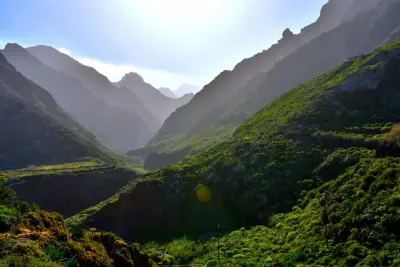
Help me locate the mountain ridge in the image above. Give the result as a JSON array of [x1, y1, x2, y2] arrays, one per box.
[[158, 87, 177, 98], [26, 45, 162, 134], [116, 73, 194, 123], [134, 0, 400, 170], [3, 43, 153, 153], [0, 51, 113, 169]]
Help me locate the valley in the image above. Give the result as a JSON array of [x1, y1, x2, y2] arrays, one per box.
[[1, 0, 400, 266]]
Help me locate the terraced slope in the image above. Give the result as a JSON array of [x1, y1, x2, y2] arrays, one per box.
[[4, 164, 139, 217]]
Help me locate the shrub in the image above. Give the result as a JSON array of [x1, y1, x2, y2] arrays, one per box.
[[0, 205, 19, 233]]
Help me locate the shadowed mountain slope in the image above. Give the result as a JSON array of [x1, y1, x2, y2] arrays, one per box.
[[0, 52, 113, 170], [2, 43, 152, 152], [26, 45, 161, 134]]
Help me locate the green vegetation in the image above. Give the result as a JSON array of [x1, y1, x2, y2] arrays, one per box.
[[1, 160, 109, 180], [3, 28, 400, 267], [66, 179, 140, 225], [0, 178, 154, 266], [150, 156, 400, 266], [67, 41, 400, 267]]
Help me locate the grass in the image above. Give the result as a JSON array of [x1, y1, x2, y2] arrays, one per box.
[[65, 178, 141, 225], [1, 160, 110, 180]]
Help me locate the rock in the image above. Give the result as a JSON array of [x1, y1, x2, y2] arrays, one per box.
[[282, 28, 294, 39]]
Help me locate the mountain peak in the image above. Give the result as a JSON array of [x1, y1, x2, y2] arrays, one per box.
[[4, 43, 25, 52], [122, 72, 144, 82], [174, 83, 201, 97], [158, 87, 177, 98]]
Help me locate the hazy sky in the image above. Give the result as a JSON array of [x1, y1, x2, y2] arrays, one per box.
[[0, 0, 327, 89]]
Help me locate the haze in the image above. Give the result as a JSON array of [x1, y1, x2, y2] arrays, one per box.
[[1, 0, 326, 89]]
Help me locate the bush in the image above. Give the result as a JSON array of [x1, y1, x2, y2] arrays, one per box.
[[0, 205, 19, 233], [68, 223, 85, 240], [0, 256, 60, 267]]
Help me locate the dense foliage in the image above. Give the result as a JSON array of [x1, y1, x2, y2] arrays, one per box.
[[0, 175, 154, 266]]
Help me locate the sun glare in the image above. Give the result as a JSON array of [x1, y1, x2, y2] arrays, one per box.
[[127, 0, 242, 38], [136, 0, 225, 25]]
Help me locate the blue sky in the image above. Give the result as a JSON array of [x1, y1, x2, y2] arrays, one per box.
[[0, 0, 327, 89]]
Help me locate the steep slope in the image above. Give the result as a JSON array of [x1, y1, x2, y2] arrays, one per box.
[[159, 155, 400, 266], [5, 166, 140, 217], [159, 87, 177, 98], [74, 40, 400, 242], [174, 83, 201, 97], [116, 73, 194, 122], [0, 52, 112, 170], [138, 0, 400, 170], [2, 43, 153, 153], [26, 45, 161, 133], [0, 179, 153, 266]]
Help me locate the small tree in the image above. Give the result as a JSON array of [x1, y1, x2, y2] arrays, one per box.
[[0, 174, 16, 205], [319, 191, 336, 249]]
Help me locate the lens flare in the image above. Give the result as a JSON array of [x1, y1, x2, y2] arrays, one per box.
[[195, 184, 211, 203]]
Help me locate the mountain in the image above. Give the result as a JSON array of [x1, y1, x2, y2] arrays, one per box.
[[0, 51, 113, 170], [2, 44, 153, 153], [72, 39, 400, 247], [135, 0, 400, 170], [158, 87, 177, 98], [26, 45, 161, 133], [116, 72, 194, 122], [174, 83, 201, 97]]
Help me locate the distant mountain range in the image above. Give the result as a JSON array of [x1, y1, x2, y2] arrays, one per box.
[[158, 87, 177, 98], [0, 44, 195, 153], [173, 83, 201, 97], [2, 44, 154, 153], [116, 72, 193, 123]]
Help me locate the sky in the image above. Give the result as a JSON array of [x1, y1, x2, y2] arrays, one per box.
[[0, 0, 328, 89]]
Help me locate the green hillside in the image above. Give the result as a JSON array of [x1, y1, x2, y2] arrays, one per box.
[[146, 154, 400, 266], [135, 0, 400, 171], [76, 40, 400, 247]]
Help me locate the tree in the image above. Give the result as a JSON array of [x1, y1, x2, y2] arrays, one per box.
[[0, 174, 15, 205], [319, 191, 336, 249]]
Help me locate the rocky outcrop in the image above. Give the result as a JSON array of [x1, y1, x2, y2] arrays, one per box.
[[282, 28, 294, 39]]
